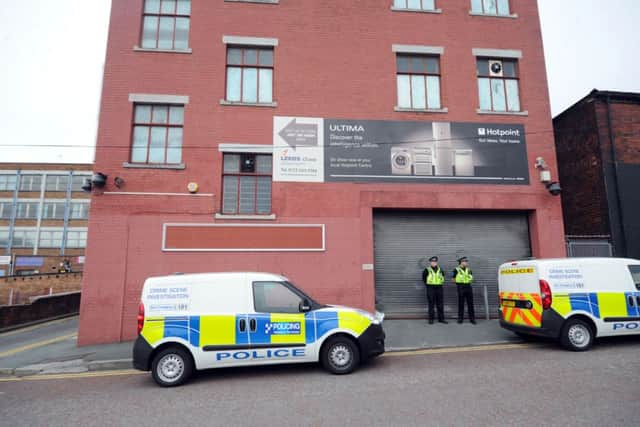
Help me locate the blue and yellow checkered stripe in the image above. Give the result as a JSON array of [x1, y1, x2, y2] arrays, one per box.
[[552, 292, 640, 319], [141, 310, 372, 348]]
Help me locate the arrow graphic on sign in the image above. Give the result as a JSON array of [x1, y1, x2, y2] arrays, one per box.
[[278, 119, 319, 148]]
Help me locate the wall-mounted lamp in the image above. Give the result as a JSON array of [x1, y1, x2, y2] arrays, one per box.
[[82, 173, 108, 193]]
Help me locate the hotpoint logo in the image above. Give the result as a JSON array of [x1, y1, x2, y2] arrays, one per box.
[[265, 322, 301, 335], [478, 127, 521, 137]]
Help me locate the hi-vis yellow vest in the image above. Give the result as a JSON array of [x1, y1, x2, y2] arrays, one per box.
[[426, 267, 445, 285], [455, 267, 473, 284]]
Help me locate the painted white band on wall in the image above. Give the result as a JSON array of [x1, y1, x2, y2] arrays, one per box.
[[472, 48, 523, 59]]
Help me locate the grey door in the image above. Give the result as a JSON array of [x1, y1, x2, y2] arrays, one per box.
[[373, 210, 531, 318]]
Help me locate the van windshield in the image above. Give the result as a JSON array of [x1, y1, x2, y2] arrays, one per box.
[[629, 265, 640, 290], [284, 281, 321, 306]]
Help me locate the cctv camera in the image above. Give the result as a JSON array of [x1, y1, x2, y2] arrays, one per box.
[[91, 173, 108, 188], [546, 182, 562, 196]]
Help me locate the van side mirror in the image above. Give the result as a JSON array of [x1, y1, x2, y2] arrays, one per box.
[[299, 298, 311, 313]]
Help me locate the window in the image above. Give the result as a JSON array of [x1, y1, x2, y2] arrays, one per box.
[[629, 266, 640, 291], [477, 58, 520, 112], [69, 201, 90, 220], [393, 0, 436, 11], [141, 0, 191, 50], [11, 228, 36, 248], [0, 175, 17, 192], [19, 175, 43, 192], [15, 201, 40, 219], [0, 201, 13, 219], [222, 153, 272, 215], [66, 229, 88, 248], [253, 282, 302, 313], [71, 175, 91, 192], [0, 229, 8, 247], [471, 0, 510, 16], [226, 47, 274, 104], [396, 55, 441, 110], [42, 201, 67, 220], [131, 104, 184, 164], [39, 229, 64, 248], [45, 175, 69, 192]]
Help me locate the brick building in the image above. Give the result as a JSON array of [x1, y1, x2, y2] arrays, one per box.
[[79, 0, 565, 345], [0, 163, 92, 278], [554, 90, 640, 259]]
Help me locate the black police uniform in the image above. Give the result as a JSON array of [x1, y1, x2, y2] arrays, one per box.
[[422, 257, 447, 324], [452, 258, 476, 324]]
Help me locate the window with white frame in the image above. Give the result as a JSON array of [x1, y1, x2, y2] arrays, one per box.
[[471, 0, 510, 16], [11, 228, 37, 248], [41, 201, 67, 220], [226, 47, 274, 104], [393, 0, 436, 11], [141, 0, 191, 50], [39, 229, 64, 248], [19, 175, 43, 192], [0, 175, 17, 192], [396, 54, 441, 110], [0, 200, 14, 219], [222, 153, 272, 215], [66, 229, 88, 248], [45, 175, 69, 192], [71, 175, 91, 192], [15, 200, 40, 219], [0, 228, 8, 247], [69, 201, 90, 220], [477, 58, 520, 112]]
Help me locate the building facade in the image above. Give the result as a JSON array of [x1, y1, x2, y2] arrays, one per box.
[[79, 0, 565, 345], [554, 90, 640, 259], [0, 163, 91, 277]]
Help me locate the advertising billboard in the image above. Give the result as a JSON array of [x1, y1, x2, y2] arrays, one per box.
[[274, 117, 529, 185]]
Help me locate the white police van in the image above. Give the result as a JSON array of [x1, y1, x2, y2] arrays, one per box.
[[499, 258, 640, 351], [133, 272, 385, 386]]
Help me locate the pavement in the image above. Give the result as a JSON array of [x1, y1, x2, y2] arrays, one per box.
[[1, 339, 639, 426], [0, 317, 521, 376]]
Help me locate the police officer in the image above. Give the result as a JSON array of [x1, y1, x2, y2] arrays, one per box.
[[452, 257, 476, 324], [422, 256, 448, 324]]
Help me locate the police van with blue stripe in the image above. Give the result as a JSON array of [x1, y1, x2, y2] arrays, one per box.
[[498, 258, 640, 351], [133, 272, 385, 386]]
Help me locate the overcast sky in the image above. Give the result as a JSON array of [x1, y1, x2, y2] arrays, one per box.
[[0, 0, 639, 164]]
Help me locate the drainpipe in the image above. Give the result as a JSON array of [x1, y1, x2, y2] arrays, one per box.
[[605, 95, 627, 256]]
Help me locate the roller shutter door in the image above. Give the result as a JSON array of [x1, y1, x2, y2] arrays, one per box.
[[373, 210, 531, 318]]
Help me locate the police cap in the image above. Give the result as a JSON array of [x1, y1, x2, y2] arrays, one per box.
[[429, 256, 438, 262], [457, 256, 469, 263]]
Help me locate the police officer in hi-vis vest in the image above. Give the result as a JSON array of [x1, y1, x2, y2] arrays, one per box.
[[422, 256, 448, 324], [452, 257, 476, 324]]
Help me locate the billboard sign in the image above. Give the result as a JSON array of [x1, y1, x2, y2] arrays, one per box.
[[15, 256, 44, 267], [274, 117, 529, 185]]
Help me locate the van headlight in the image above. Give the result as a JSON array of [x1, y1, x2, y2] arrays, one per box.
[[356, 309, 385, 325]]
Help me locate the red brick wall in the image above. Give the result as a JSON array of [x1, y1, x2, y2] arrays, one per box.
[[79, 0, 565, 345], [0, 273, 83, 306]]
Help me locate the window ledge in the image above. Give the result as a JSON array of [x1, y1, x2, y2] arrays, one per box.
[[122, 162, 186, 170], [133, 46, 193, 54], [395, 107, 448, 114], [220, 100, 278, 108], [468, 11, 518, 19], [224, 0, 279, 3], [215, 213, 276, 220], [476, 109, 528, 116], [390, 7, 442, 14]]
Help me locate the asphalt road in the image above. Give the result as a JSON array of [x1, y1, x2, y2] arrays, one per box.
[[1, 338, 639, 427]]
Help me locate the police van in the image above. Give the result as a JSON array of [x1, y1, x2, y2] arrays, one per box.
[[133, 272, 385, 386], [498, 258, 640, 351]]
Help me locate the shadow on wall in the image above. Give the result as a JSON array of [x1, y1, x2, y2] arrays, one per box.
[[0, 292, 80, 329]]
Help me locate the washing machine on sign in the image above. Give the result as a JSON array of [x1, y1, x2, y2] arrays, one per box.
[[391, 147, 412, 175]]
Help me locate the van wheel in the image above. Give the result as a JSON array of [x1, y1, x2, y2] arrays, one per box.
[[321, 336, 360, 375], [560, 319, 594, 352], [151, 346, 193, 387]]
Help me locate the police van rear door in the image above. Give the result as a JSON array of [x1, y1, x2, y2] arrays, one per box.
[[499, 262, 543, 328]]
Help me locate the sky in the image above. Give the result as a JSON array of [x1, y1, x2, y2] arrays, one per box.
[[0, 0, 639, 164]]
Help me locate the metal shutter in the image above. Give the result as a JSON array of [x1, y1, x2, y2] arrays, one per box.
[[373, 210, 531, 319]]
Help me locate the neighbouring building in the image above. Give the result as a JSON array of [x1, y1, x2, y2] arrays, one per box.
[[79, 0, 565, 345], [0, 163, 91, 300], [554, 90, 640, 259]]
